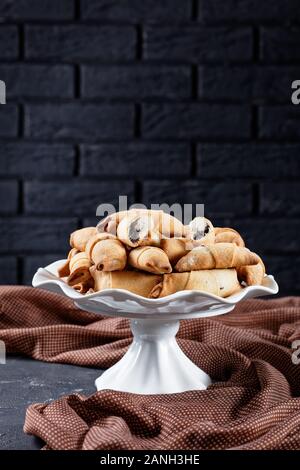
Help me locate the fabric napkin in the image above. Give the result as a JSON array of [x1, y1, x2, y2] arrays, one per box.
[[1, 286, 300, 449]]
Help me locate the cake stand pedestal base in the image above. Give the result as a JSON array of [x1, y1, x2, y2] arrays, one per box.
[[95, 318, 211, 394]]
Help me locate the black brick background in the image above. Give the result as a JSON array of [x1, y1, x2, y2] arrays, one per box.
[[0, 0, 299, 295]]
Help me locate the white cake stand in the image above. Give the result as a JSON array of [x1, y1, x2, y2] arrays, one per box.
[[33, 260, 278, 395]]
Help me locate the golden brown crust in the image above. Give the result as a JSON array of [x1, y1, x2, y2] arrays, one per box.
[[90, 267, 161, 297], [85, 233, 127, 271], [150, 269, 241, 298], [67, 252, 92, 286], [237, 256, 265, 286], [62, 213, 265, 297], [57, 248, 79, 277], [160, 238, 190, 265], [215, 227, 245, 247], [99, 209, 185, 242], [72, 277, 94, 294], [97, 209, 150, 234], [175, 243, 260, 271], [128, 246, 172, 274], [92, 239, 127, 272], [70, 227, 97, 252]]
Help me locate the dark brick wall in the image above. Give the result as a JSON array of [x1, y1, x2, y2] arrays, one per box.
[[0, 0, 299, 295]]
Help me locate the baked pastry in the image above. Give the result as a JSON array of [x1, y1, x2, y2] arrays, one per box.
[[99, 209, 185, 242], [70, 227, 97, 252], [67, 252, 92, 286], [85, 233, 127, 271], [175, 243, 260, 271], [160, 238, 189, 265], [58, 211, 266, 298], [150, 269, 241, 299], [97, 209, 149, 235], [117, 212, 160, 247], [186, 217, 215, 245], [128, 246, 172, 274], [72, 278, 94, 294], [58, 247, 78, 277], [90, 266, 161, 297], [215, 227, 245, 247], [237, 256, 265, 286]]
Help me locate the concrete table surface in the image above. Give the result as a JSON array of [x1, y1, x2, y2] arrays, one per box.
[[0, 355, 102, 450]]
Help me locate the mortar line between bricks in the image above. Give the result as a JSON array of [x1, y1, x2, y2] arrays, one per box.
[[14, 96, 263, 105], [0, 215, 78, 221], [21, 175, 138, 183], [191, 0, 198, 21], [10, 98, 260, 105], [191, 64, 198, 99], [5, 19, 300, 26], [18, 24, 24, 60], [0, 137, 255, 144], [18, 104, 24, 138], [136, 24, 143, 61], [74, 64, 80, 98], [3, 58, 257, 67], [253, 26, 260, 62], [4, 58, 300, 67], [134, 103, 142, 138], [74, 0, 81, 20], [251, 106, 258, 140], [252, 183, 260, 216], [3, 136, 300, 146], [190, 143, 197, 177], [73, 145, 80, 176], [10, 176, 298, 183], [17, 180, 24, 214]]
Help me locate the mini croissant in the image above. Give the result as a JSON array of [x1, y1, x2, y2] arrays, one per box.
[[186, 217, 215, 245], [215, 227, 245, 247], [237, 256, 265, 286], [160, 238, 190, 265], [85, 233, 127, 271], [58, 247, 79, 277], [100, 209, 185, 243], [117, 212, 159, 248], [175, 243, 260, 271], [67, 252, 93, 286], [161, 216, 215, 265], [150, 269, 241, 299], [70, 227, 97, 252], [97, 209, 149, 235], [128, 246, 172, 274], [90, 267, 161, 298]]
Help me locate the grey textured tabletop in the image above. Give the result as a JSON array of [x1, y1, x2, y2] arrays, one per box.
[[0, 355, 102, 450]]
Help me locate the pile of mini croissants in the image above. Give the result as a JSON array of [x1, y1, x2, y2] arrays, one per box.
[[58, 209, 265, 298]]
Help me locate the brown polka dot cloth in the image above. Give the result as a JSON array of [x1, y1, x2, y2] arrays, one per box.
[[1, 286, 300, 450]]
